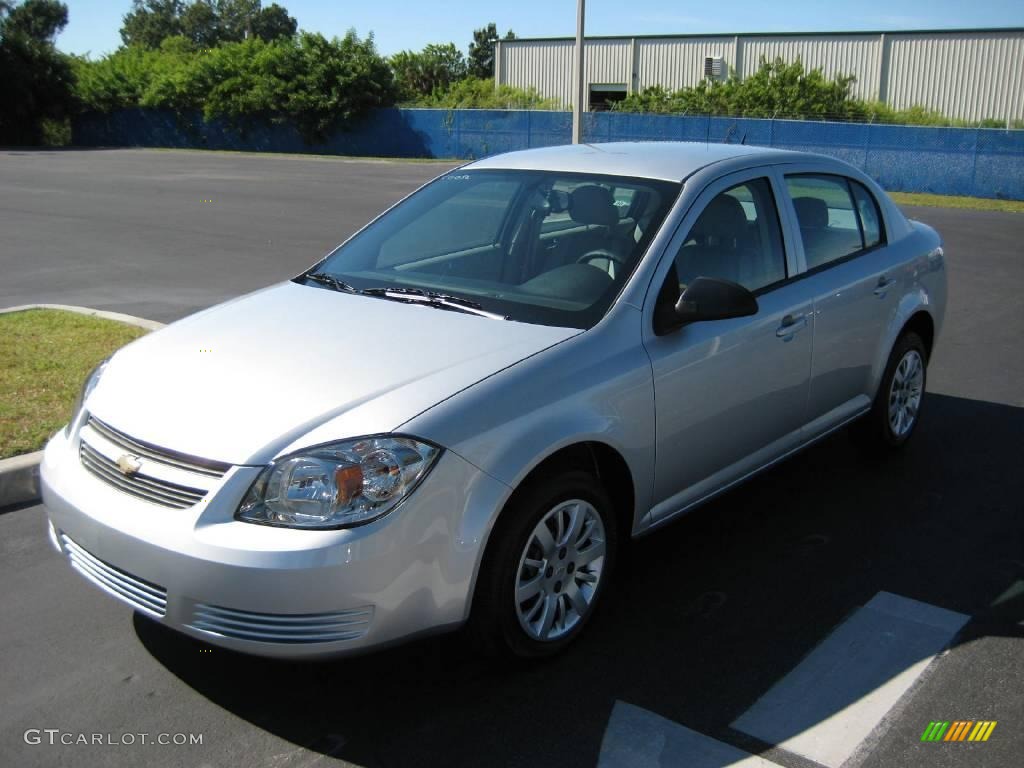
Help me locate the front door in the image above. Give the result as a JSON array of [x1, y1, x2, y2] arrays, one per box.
[[643, 171, 813, 522]]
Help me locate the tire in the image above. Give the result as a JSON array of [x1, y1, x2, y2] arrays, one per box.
[[851, 331, 928, 450], [470, 470, 618, 658]]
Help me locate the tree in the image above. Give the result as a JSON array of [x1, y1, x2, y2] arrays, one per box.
[[0, 0, 74, 144], [391, 43, 466, 101], [282, 31, 396, 140], [120, 0, 296, 50], [180, 0, 218, 48], [250, 2, 295, 41], [4, 0, 66, 37], [467, 22, 514, 79], [212, 0, 257, 41], [120, 0, 184, 48]]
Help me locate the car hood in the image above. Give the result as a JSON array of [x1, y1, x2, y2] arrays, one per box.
[[86, 281, 577, 465]]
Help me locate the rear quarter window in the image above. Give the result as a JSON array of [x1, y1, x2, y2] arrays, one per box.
[[850, 181, 884, 248]]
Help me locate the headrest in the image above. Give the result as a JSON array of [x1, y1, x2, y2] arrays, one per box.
[[793, 196, 828, 229], [692, 194, 748, 244], [569, 185, 619, 226]]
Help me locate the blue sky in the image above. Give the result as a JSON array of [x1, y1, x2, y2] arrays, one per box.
[[56, 0, 1024, 59]]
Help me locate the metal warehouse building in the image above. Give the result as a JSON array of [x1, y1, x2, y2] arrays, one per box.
[[495, 28, 1024, 122]]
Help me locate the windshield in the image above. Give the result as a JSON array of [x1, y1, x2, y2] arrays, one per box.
[[303, 169, 680, 329]]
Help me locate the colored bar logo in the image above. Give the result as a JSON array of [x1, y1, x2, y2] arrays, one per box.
[[921, 721, 997, 742]]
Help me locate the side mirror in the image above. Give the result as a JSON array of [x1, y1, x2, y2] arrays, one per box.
[[655, 276, 758, 335]]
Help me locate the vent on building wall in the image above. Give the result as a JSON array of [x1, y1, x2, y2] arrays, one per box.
[[703, 56, 726, 81]]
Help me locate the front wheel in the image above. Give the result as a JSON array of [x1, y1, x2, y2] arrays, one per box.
[[852, 331, 927, 449], [470, 471, 617, 658]]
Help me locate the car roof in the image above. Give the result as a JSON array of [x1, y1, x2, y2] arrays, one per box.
[[463, 141, 806, 183]]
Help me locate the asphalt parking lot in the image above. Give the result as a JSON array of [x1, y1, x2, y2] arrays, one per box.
[[1, 149, 1022, 768]]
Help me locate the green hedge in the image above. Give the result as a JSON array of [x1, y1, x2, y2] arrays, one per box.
[[73, 31, 396, 142], [613, 57, 1019, 127]]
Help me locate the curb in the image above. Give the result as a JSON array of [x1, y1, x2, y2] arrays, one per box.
[[0, 304, 166, 331], [0, 451, 44, 509], [0, 305, 165, 509]]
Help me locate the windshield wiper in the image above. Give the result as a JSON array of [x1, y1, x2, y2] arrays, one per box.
[[303, 272, 362, 294], [363, 287, 508, 320], [363, 286, 482, 307]]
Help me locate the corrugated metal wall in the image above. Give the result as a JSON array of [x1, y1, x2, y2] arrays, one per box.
[[885, 32, 1024, 121], [498, 40, 575, 106], [636, 37, 736, 91], [496, 38, 633, 107], [586, 39, 632, 85], [497, 30, 1024, 122]]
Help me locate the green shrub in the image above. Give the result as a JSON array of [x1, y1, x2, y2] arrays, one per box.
[[73, 30, 396, 142], [613, 57, 1017, 128], [407, 76, 559, 110], [615, 58, 868, 121], [391, 43, 467, 102]]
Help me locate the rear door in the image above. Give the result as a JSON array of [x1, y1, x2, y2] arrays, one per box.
[[643, 167, 814, 522], [780, 173, 898, 437]]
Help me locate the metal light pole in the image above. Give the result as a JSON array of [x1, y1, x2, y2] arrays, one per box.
[[572, 0, 586, 144]]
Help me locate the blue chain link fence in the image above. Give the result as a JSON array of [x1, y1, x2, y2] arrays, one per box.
[[73, 108, 1024, 200]]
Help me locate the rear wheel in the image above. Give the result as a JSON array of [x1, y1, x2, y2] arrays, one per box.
[[852, 332, 927, 450], [471, 470, 617, 658]]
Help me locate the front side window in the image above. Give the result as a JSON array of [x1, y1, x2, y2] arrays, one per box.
[[673, 178, 787, 294], [308, 170, 680, 329], [786, 174, 884, 269]]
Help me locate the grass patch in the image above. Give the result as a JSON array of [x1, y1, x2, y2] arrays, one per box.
[[0, 310, 148, 459], [889, 191, 1024, 213]]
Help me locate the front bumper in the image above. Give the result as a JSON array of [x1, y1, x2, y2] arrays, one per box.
[[40, 428, 509, 659]]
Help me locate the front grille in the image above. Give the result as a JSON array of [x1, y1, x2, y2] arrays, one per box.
[[79, 440, 207, 509], [61, 533, 167, 618], [188, 603, 374, 644], [78, 416, 230, 509], [87, 416, 230, 478]]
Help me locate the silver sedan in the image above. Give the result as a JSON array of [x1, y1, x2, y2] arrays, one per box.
[[41, 142, 945, 658]]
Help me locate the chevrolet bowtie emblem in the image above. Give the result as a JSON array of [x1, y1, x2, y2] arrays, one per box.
[[116, 454, 143, 476]]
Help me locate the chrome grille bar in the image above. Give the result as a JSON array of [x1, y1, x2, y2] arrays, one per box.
[[87, 416, 230, 478], [80, 441, 206, 509], [189, 603, 373, 644], [61, 534, 167, 618]]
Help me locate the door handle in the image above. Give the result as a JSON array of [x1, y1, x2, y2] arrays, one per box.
[[776, 314, 808, 338], [873, 276, 896, 296]]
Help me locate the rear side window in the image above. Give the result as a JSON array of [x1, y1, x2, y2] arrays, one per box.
[[785, 174, 887, 270], [850, 181, 884, 248]]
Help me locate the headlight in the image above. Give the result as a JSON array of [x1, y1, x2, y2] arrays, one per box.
[[65, 359, 108, 437], [236, 437, 441, 529]]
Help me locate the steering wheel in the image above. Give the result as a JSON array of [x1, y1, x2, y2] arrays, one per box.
[[576, 249, 627, 278]]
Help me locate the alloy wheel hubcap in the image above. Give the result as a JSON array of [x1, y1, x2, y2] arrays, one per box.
[[888, 349, 924, 437], [515, 499, 606, 641]]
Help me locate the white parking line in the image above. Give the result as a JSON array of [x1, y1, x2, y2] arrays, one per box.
[[730, 591, 969, 768], [599, 701, 785, 768]]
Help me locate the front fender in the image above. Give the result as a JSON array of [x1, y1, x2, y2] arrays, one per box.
[[401, 303, 656, 536]]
